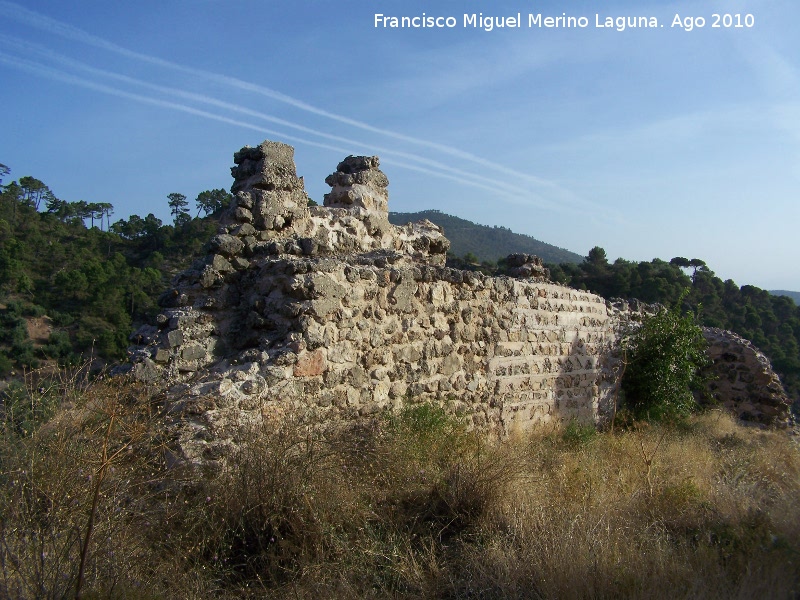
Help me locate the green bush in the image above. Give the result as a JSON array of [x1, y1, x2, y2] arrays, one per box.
[[0, 352, 12, 376], [0, 381, 58, 438], [622, 302, 710, 421], [40, 330, 80, 365], [9, 340, 38, 369], [384, 401, 469, 466], [561, 419, 597, 448]]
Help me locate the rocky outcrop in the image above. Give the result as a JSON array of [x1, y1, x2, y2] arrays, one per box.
[[702, 328, 792, 427]]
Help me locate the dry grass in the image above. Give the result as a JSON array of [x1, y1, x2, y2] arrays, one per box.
[[1, 376, 798, 599]]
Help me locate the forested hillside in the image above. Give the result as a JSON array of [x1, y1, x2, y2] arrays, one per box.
[[0, 168, 228, 373], [388, 210, 583, 265], [1, 168, 798, 412], [771, 290, 800, 305]]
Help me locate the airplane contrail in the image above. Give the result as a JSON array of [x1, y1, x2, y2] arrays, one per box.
[[0, 52, 351, 156], [0, 51, 579, 212], [0, 36, 575, 210], [0, 0, 579, 195]]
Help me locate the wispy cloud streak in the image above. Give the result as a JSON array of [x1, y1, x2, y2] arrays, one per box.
[[0, 1, 576, 194], [2, 49, 587, 212], [0, 52, 351, 155], [0, 35, 579, 211]]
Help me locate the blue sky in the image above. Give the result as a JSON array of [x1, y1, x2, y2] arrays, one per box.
[[1, 0, 798, 290]]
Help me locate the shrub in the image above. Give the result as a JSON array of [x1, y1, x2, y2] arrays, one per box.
[[0, 351, 12, 376], [0, 380, 59, 438], [622, 302, 710, 421], [561, 418, 597, 448]]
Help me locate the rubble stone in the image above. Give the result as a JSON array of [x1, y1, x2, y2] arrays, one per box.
[[125, 139, 792, 467]]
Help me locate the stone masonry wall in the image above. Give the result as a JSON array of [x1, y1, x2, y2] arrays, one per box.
[[126, 140, 791, 466], [127, 140, 622, 465], [702, 328, 791, 427]]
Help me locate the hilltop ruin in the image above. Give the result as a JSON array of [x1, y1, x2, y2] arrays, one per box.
[[126, 140, 791, 466]]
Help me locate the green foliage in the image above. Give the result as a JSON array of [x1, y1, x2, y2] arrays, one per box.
[[0, 304, 39, 370], [167, 192, 189, 226], [561, 419, 598, 447], [549, 249, 800, 409], [770, 289, 800, 305], [195, 188, 232, 216], [0, 174, 223, 370], [622, 301, 710, 421], [0, 353, 12, 376], [40, 330, 80, 365], [388, 401, 461, 437], [0, 381, 60, 438], [384, 401, 468, 465]]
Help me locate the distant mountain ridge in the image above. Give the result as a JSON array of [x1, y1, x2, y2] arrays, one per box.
[[388, 210, 583, 265], [770, 290, 800, 305]]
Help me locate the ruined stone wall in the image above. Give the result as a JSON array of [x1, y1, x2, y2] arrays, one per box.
[[127, 141, 624, 464], [126, 139, 791, 466], [702, 328, 791, 427], [133, 259, 619, 463], [222, 261, 611, 428]]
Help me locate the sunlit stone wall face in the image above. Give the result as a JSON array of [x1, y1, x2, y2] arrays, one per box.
[[126, 140, 789, 468]]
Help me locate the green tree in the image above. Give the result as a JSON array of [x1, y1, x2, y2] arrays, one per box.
[[582, 246, 612, 297], [0, 163, 9, 185], [670, 256, 691, 269], [111, 215, 146, 239], [195, 189, 231, 217], [97, 202, 114, 231], [18, 176, 49, 210], [86, 202, 102, 229], [688, 258, 708, 282], [73, 200, 91, 225], [586, 246, 608, 267], [167, 192, 189, 226]]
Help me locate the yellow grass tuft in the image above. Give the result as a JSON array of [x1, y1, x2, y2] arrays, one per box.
[[1, 376, 798, 598]]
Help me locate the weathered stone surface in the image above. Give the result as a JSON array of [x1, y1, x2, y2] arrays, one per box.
[[702, 328, 791, 427], [293, 348, 327, 377], [181, 344, 207, 361], [125, 139, 793, 469], [506, 253, 550, 279], [166, 329, 184, 347], [210, 234, 245, 257], [231, 140, 304, 193], [323, 155, 389, 213]]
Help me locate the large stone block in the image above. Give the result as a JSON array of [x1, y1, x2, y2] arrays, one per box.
[[231, 140, 304, 193]]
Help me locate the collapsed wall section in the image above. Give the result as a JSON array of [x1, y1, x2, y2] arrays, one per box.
[[702, 328, 791, 427]]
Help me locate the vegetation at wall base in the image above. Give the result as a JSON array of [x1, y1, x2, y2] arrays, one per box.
[[621, 298, 711, 422], [1, 375, 798, 599]]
